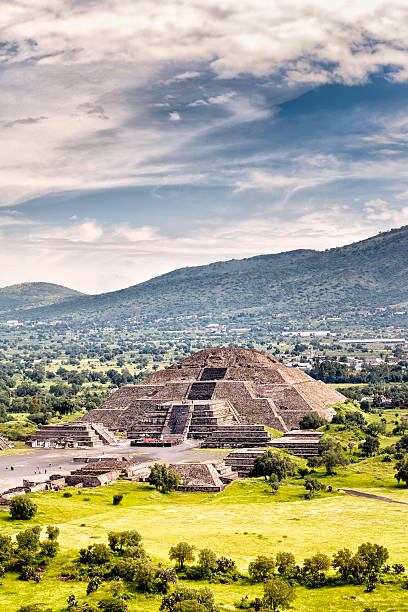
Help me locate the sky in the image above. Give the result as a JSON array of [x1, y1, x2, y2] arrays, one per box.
[[3, 0, 408, 293]]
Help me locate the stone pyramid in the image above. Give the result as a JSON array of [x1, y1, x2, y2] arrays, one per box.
[[81, 348, 344, 433]]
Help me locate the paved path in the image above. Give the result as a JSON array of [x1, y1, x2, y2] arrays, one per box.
[[340, 488, 408, 505], [0, 441, 226, 493]]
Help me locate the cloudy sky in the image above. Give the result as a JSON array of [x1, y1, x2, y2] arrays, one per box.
[[3, 0, 408, 293]]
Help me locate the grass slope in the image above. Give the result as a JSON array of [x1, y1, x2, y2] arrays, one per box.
[[1, 475, 408, 611]]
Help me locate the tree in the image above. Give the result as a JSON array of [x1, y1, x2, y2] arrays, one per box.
[[366, 571, 379, 592], [301, 552, 330, 587], [39, 539, 59, 558], [267, 473, 280, 494], [108, 530, 142, 552], [263, 577, 296, 612], [0, 534, 13, 565], [396, 434, 408, 453], [321, 448, 349, 475], [275, 552, 296, 578], [248, 555, 275, 582], [169, 542, 195, 570], [149, 464, 180, 493], [160, 585, 216, 611], [46, 525, 60, 541], [197, 549, 218, 578], [79, 543, 112, 565], [299, 413, 325, 429], [357, 543, 389, 573], [250, 450, 296, 482], [132, 558, 158, 593], [16, 526, 41, 551], [359, 435, 380, 457], [304, 476, 326, 499], [332, 548, 354, 581], [87, 576, 102, 595], [395, 457, 408, 486], [10, 495, 37, 520]]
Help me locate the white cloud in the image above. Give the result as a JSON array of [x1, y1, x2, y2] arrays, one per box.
[[2, 1, 408, 206], [1, 200, 403, 293]]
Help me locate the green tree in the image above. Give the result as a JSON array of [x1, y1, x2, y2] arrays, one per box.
[[359, 435, 380, 456], [248, 555, 275, 582], [160, 585, 216, 611], [395, 457, 408, 486], [263, 577, 296, 611], [46, 525, 60, 541], [169, 542, 195, 570], [304, 476, 326, 499], [302, 552, 330, 587], [16, 526, 41, 551], [275, 552, 296, 578], [10, 495, 37, 520], [79, 543, 112, 565], [321, 448, 349, 475], [250, 450, 296, 482], [357, 543, 389, 573], [197, 548, 218, 578], [148, 464, 180, 493], [108, 530, 142, 552]]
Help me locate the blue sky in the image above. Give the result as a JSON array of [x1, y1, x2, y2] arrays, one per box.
[[3, 0, 408, 292]]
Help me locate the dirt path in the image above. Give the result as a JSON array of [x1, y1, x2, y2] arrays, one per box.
[[340, 488, 408, 505]]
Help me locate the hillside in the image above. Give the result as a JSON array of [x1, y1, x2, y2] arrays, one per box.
[[0, 282, 84, 314], [5, 226, 408, 324]]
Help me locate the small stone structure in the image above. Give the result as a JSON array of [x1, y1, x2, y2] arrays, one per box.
[[29, 422, 117, 448], [224, 430, 323, 476], [269, 429, 322, 455], [167, 462, 235, 492], [0, 433, 13, 450]]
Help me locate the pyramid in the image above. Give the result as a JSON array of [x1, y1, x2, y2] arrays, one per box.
[[81, 348, 344, 433]]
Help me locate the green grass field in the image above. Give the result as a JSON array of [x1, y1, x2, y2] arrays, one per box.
[[1, 476, 408, 611]]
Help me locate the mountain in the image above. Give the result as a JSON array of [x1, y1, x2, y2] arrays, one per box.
[[4, 226, 408, 324], [0, 282, 84, 315]]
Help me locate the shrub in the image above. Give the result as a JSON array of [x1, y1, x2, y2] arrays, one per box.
[[299, 413, 325, 429], [113, 494, 123, 505], [98, 597, 128, 612], [63, 491, 72, 498], [10, 495, 37, 520]]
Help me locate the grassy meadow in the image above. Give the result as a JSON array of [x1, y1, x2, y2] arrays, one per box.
[[1, 473, 408, 612]]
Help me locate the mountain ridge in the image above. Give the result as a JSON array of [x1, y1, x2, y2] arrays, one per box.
[[4, 225, 408, 323], [0, 282, 84, 314]]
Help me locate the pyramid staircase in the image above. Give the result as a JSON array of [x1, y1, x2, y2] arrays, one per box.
[[187, 402, 238, 439], [202, 424, 272, 448]]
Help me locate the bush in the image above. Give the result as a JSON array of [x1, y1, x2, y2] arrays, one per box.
[[299, 413, 325, 429], [10, 495, 37, 520], [98, 597, 128, 612], [63, 491, 73, 498], [113, 494, 123, 505]]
